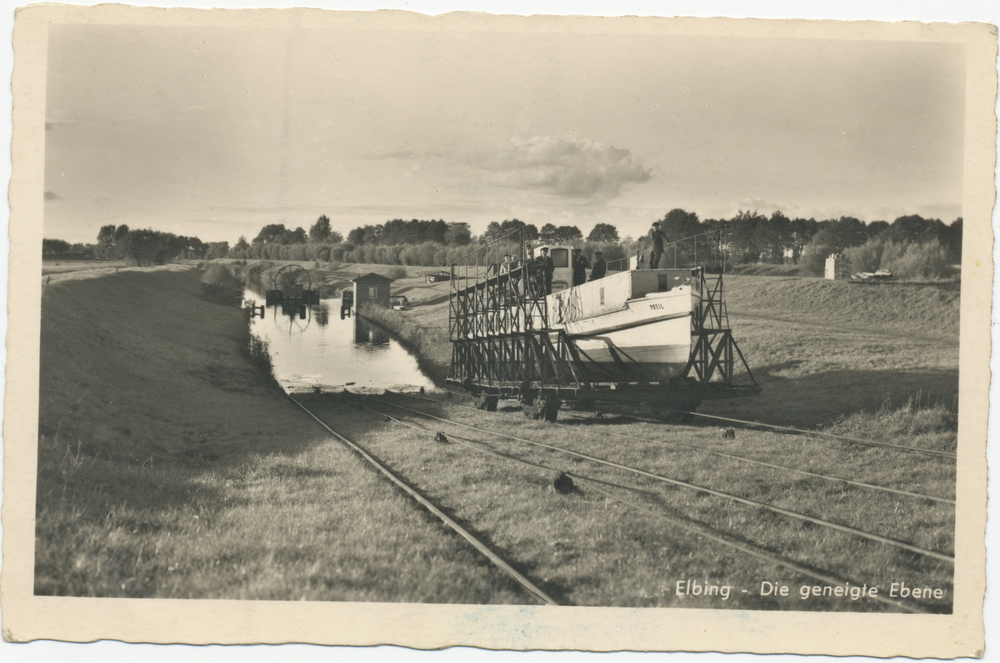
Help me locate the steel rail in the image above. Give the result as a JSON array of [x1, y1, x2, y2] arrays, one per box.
[[365, 404, 657, 497], [365, 401, 930, 614], [686, 412, 957, 460], [579, 481, 928, 614], [549, 421, 956, 505], [401, 391, 955, 503], [286, 394, 559, 606], [369, 396, 955, 564], [424, 389, 956, 460]]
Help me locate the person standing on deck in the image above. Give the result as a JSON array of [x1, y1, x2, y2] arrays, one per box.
[[589, 251, 607, 281], [540, 247, 554, 295], [648, 221, 665, 270], [500, 254, 511, 274], [572, 248, 589, 287]]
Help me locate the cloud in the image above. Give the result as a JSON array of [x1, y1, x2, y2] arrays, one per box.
[[481, 137, 652, 201]]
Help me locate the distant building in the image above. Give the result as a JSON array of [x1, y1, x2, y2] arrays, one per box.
[[825, 254, 851, 281], [425, 271, 451, 283], [352, 273, 394, 310]]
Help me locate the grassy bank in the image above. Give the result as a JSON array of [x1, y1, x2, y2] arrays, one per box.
[[35, 266, 525, 601], [34, 262, 956, 609], [296, 390, 955, 611]]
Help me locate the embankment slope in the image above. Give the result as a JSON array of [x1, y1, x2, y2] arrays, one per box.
[[34, 267, 526, 601]]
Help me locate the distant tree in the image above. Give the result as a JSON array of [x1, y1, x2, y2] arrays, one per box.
[[235, 235, 250, 251], [788, 218, 818, 263], [797, 218, 870, 275], [481, 221, 504, 243], [829, 216, 870, 249], [205, 241, 230, 260], [660, 209, 701, 244], [97, 224, 117, 244], [539, 223, 559, 243], [117, 228, 180, 266], [42, 238, 71, 254], [113, 225, 130, 242], [880, 215, 933, 244], [867, 220, 890, 236], [941, 217, 963, 263], [500, 219, 536, 241], [445, 222, 472, 246], [309, 215, 332, 242], [288, 227, 308, 244], [752, 211, 792, 264], [587, 223, 620, 243], [253, 223, 287, 245], [346, 226, 375, 245], [725, 210, 767, 263], [482, 219, 537, 244], [180, 236, 207, 259], [553, 225, 583, 242]]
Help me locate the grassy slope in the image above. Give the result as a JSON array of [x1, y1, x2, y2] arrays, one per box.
[[298, 391, 955, 611], [37, 262, 956, 609], [703, 276, 960, 427], [35, 266, 525, 601]]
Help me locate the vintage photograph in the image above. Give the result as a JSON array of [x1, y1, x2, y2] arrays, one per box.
[[4, 4, 993, 656]]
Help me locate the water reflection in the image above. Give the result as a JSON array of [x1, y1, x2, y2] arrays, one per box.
[[354, 316, 389, 345], [245, 288, 435, 394], [313, 303, 330, 328]]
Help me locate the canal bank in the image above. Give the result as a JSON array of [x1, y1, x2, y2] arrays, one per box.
[[33, 265, 526, 601]]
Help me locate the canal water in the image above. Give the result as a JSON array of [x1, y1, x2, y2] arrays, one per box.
[[244, 288, 436, 394]]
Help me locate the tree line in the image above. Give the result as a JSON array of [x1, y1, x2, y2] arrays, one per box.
[[648, 209, 962, 276], [44, 209, 962, 279]]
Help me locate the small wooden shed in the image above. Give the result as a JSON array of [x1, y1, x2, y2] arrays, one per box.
[[352, 273, 394, 309]]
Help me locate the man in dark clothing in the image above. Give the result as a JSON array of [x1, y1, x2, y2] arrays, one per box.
[[648, 221, 664, 270], [572, 248, 589, 287], [589, 251, 607, 281], [540, 247, 555, 295]]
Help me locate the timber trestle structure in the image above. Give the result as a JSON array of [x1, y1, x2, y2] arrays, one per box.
[[446, 230, 758, 419]]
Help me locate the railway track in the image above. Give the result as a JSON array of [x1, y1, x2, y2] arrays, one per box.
[[289, 389, 955, 613], [400, 391, 957, 499], [286, 393, 558, 606], [365, 395, 955, 563]]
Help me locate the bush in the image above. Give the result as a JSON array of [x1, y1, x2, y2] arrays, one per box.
[[882, 239, 949, 279], [798, 242, 833, 276], [201, 263, 242, 289], [842, 238, 950, 280], [388, 266, 408, 280], [200, 263, 244, 305], [843, 239, 885, 273]]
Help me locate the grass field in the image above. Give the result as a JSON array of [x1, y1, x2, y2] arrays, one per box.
[[35, 266, 526, 601], [34, 261, 958, 610]]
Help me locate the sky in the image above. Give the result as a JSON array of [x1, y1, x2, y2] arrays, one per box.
[[43, 16, 967, 245]]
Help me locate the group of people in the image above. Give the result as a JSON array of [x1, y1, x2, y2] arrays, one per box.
[[495, 247, 609, 296], [571, 248, 607, 286]]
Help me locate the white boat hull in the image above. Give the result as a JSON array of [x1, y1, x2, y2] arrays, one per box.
[[549, 276, 699, 380]]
